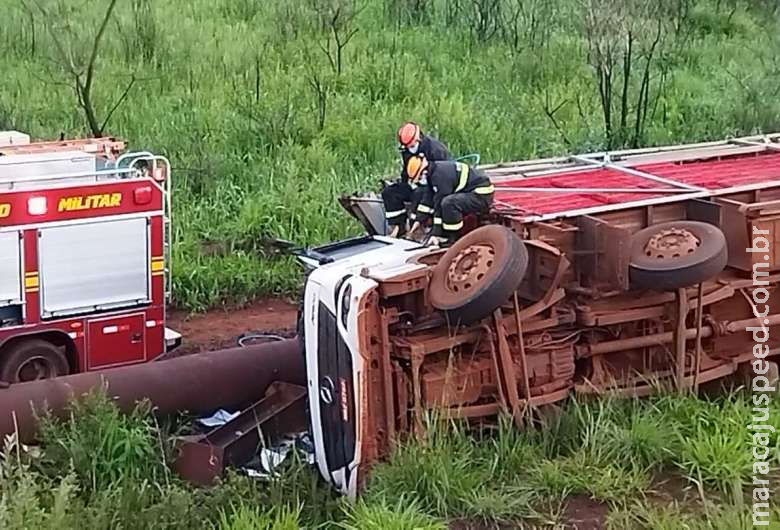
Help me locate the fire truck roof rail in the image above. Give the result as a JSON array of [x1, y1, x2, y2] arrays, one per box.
[[115, 151, 155, 168], [0, 167, 140, 190], [0, 137, 126, 157]]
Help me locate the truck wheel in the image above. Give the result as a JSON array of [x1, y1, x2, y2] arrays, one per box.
[[0, 339, 70, 383], [428, 225, 529, 326], [629, 221, 728, 290]]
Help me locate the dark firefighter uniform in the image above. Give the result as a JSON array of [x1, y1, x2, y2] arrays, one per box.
[[415, 160, 494, 240], [382, 126, 451, 233]]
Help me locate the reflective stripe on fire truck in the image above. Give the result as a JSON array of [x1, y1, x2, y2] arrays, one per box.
[[151, 256, 165, 276], [103, 324, 131, 335], [24, 272, 39, 293]]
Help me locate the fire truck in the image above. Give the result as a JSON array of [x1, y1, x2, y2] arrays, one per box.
[[0, 131, 180, 383]]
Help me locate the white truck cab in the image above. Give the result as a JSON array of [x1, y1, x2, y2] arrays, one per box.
[[298, 234, 431, 497]]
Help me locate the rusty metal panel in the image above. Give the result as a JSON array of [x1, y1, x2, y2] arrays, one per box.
[[718, 199, 752, 271], [717, 196, 780, 272], [686, 199, 721, 227], [751, 216, 780, 271], [173, 382, 307, 486], [575, 215, 631, 290]]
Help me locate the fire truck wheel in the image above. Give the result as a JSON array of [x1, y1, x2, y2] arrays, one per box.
[[0, 339, 70, 383], [629, 221, 728, 291], [429, 225, 528, 325]]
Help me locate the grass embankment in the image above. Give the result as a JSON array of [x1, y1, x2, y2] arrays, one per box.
[[1, 0, 779, 310], [1, 389, 777, 529]]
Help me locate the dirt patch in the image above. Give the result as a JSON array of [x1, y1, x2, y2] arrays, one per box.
[[168, 298, 299, 354], [646, 473, 698, 506], [561, 495, 608, 530]]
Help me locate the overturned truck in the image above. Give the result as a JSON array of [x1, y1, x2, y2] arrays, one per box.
[[300, 134, 780, 496]]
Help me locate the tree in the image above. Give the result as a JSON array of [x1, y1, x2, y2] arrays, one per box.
[[27, 0, 136, 137], [303, 48, 332, 131], [580, 0, 667, 148], [502, 0, 557, 52], [384, 0, 434, 26], [308, 0, 365, 76]]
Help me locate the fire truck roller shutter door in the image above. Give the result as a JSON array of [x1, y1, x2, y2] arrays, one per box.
[[0, 232, 22, 307], [38, 218, 150, 317]]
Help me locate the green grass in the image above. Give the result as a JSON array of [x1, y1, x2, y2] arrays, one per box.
[[1, 388, 777, 528], [1, 0, 779, 310]]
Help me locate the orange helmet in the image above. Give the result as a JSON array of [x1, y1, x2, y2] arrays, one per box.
[[397, 122, 421, 149], [406, 154, 429, 181]]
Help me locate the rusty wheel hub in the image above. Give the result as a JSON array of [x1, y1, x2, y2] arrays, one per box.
[[644, 228, 700, 260], [446, 244, 495, 293]]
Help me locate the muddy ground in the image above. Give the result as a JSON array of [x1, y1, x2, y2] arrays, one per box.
[[167, 297, 299, 354]]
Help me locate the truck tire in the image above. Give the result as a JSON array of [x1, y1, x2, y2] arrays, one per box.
[[428, 225, 529, 326], [629, 221, 728, 291], [0, 339, 70, 383]]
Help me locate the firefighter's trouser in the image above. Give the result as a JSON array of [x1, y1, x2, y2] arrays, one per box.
[[382, 181, 426, 228], [432, 192, 493, 238]]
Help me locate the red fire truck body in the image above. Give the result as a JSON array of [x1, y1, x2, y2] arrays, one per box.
[[0, 132, 179, 382]]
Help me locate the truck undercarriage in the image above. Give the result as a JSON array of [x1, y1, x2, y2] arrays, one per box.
[[305, 134, 780, 496]]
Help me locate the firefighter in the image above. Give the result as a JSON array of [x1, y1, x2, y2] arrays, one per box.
[[406, 154, 494, 246], [382, 122, 451, 237]]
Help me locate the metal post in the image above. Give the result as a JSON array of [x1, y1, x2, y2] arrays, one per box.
[[493, 308, 523, 428], [693, 283, 704, 393], [674, 288, 689, 391], [493, 186, 690, 194], [570, 154, 705, 191], [513, 293, 532, 402]]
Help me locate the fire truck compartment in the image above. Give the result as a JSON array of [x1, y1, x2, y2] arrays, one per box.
[[0, 232, 22, 307], [0, 131, 30, 147], [0, 150, 100, 190], [38, 218, 150, 317], [87, 313, 147, 369]]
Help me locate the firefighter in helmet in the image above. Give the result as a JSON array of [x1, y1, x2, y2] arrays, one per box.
[[406, 154, 494, 246], [382, 122, 452, 237]]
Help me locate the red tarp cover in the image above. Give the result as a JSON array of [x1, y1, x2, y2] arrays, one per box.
[[494, 151, 780, 217]]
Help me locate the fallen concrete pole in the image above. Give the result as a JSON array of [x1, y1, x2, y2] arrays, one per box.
[[0, 339, 304, 443]]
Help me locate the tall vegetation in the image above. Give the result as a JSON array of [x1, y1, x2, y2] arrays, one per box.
[[0, 388, 776, 527], [0, 0, 778, 309]]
